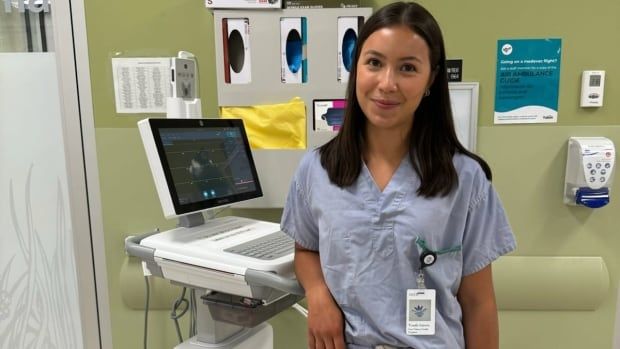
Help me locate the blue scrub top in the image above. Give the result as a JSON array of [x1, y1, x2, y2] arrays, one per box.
[[281, 150, 516, 349]]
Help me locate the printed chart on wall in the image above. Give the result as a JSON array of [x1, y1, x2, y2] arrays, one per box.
[[494, 38, 562, 124], [111, 57, 171, 114]]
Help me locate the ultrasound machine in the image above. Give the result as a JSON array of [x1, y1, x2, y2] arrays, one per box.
[[125, 118, 304, 349]]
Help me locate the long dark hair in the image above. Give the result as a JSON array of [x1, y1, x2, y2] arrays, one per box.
[[319, 1, 491, 197]]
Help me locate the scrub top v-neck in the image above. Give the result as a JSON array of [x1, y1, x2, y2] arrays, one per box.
[[281, 150, 516, 349]]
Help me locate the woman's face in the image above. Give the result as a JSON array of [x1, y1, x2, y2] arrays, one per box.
[[356, 25, 434, 134]]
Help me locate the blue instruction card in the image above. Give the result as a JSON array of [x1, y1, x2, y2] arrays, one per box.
[[494, 38, 562, 124]]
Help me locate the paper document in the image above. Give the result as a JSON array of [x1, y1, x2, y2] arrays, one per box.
[[111, 57, 170, 114]]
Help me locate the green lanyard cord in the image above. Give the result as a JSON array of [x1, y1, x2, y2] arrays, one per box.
[[415, 237, 462, 255]]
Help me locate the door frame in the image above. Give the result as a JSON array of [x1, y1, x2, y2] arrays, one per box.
[[52, 0, 112, 347]]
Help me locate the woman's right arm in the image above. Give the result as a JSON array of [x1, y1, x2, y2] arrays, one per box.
[[294, 243, 346, 349]]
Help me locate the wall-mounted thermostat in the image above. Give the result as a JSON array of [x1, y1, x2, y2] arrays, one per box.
[[580, 70, 605, 107]]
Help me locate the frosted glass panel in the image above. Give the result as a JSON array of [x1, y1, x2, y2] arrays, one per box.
[[0, 53, 83, 348], [0, 3, 53, 52]]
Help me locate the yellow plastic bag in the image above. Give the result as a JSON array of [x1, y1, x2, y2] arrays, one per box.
[[220, 97, 306, 149]]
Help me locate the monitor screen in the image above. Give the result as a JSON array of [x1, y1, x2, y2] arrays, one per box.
[[139, 118, 262, 218]]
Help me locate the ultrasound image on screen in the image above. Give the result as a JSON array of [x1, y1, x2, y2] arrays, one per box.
[[158, 127, 257, 205]]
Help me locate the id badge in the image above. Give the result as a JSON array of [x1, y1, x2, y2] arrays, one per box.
[[406, 289, 436, 335]]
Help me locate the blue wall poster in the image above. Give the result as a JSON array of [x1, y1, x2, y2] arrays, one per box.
[[494, 38, 562, 124]]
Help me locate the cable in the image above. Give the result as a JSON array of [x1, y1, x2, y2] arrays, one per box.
[[292, 303, 308, 318], [171, 287, 190, 343], [189, 289, 197, 338], [144, 276, 150, 349], [192, 290, 198, 336]]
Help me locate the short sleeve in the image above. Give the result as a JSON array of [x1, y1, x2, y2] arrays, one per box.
[[280, 156, 319, 251], [462, 182, 516, 276]]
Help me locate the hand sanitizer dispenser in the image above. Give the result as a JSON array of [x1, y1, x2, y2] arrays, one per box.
[[564, 137, 615, 208]]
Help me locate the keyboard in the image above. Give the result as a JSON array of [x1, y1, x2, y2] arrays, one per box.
[[224, 231, 294, 260]]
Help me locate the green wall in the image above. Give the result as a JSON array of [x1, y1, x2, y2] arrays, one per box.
[[85, 0, 619, 348]]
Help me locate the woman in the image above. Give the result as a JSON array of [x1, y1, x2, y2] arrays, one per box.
[[281, 2, 516, 348]]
